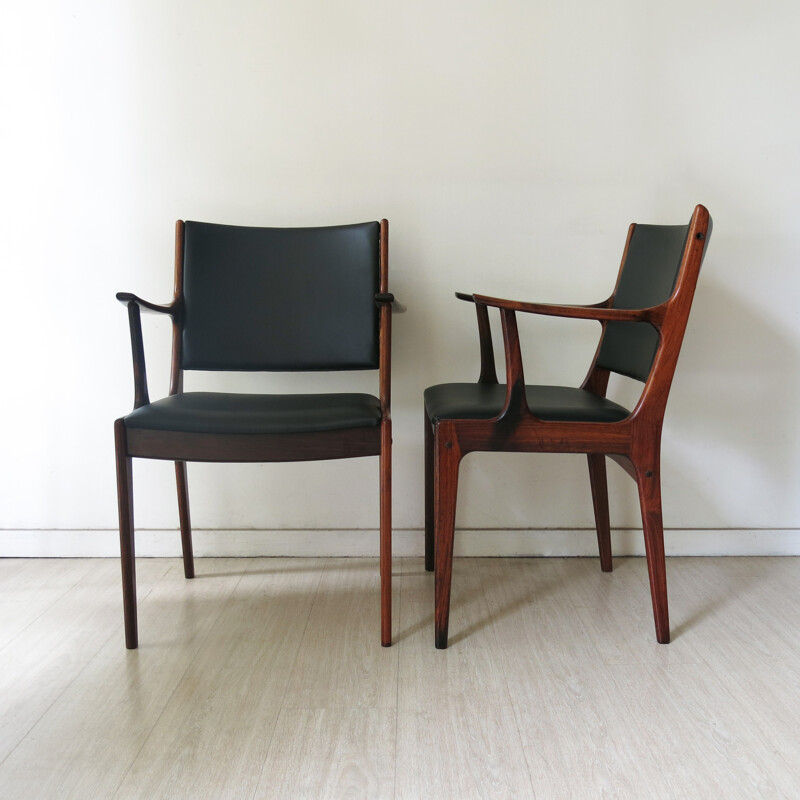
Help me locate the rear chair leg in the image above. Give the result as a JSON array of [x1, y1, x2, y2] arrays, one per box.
[[587, 453, 613, 572], [434, 424, 461, 649], [115, 419, 138, 649], [175, 461, 195, 579]]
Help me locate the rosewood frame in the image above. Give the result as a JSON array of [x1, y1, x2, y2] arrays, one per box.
[[115, 219, 393, 649], [425, 205, 711, 648]]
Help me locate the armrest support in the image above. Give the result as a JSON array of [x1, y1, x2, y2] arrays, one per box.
[[472, 294, 666, 325], [470, 292, 665, 425], [116, 292, 176, 316], [117, 293, 180, 408], [120, 300, 150, 409], [455, 291, 497, 384]]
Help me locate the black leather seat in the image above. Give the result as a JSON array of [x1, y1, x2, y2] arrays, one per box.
[[425, 383, 629, 424], [124, 391, 382, 435]]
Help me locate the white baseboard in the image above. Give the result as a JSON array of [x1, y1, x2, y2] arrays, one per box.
[[0, 528, 798, 557]]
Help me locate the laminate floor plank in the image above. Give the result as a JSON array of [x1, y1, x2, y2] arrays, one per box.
[[611, 663, 798, 799], [510, 667, 665, 800], [679, 556, 800, 649], [0, 556, 798, 800], [480, 557, 602, 672], [113, 558, 322, 800], [666, 558, 800, 685], [0, 558, 170, 765], [0, 558, 246, 800], [563, 557, 705, 666], [282, 559, 398, 710], [399, 557, 501, 649], [395, 698, 534, 800], [398, 560, 511, 712], [253, 708, 396, 800], [0, 558, 98, 651]]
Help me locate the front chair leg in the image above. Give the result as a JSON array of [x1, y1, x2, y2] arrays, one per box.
[[434, 424, 461, 649], [587, 454, 613, 572], [424, 412, 435, 572], [636, 461, 670, 643], [115, 419, 138, 649], [175, 461, 195, 579], [380, 419, 392, 647]]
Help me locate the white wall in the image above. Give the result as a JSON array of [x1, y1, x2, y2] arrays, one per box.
[[1, 0, 799, 555]]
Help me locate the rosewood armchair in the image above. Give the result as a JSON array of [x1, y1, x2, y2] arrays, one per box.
[[115, 220, 393, 648], [424, 205, 711, 648]]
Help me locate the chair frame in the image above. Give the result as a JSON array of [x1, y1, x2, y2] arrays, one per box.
[[115, 219, 393, 648], [425, 205, 710, 648]]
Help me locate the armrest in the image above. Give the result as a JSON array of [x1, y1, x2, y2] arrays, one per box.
[[116, 291, 174, 409], [455, 291, 497, 384], [462, 292, 611, 309], [116, 292, 176, 316], [472, 294, 665, 325], [375, 292, 407, 313]]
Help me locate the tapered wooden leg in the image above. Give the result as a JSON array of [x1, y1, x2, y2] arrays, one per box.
[[380, 419, 392, 647], [424, 412, 434, 572], [434, 424, 461, 649], [115, 419, 137, 649], [587, 453, 612, 572], [636, 460, 670, 644], [175, 461, 195, 579]]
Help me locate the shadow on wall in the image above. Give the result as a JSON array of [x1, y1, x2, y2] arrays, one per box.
[[663, 273, 799, 527]]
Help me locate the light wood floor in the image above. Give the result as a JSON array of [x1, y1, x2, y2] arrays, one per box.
[[0, 556, 798, 799]]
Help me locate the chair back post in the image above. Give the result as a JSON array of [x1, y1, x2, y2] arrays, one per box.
[[379, 219, 391, 419], [169, 220, 185, 396], [629, 204, 711, 427]]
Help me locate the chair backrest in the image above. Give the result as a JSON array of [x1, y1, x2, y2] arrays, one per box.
[[595, 206, 711, 383], [175, 221, 381, 372]]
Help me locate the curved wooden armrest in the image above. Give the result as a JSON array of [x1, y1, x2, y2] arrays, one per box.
[[116, 292, 176, 316], [472, 294, 665, 325], [463, 291, 612, 309]]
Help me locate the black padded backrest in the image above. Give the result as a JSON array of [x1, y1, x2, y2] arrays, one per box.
[[181, 221, 380, 371], [596, 223, 690, 381]]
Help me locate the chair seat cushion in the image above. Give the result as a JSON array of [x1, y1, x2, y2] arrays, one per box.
[[124, 392, 381, 435], [424, 383, 630, 424]]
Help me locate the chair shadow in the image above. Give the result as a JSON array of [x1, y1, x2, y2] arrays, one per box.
[[190, 557, 376, 580], [394, 556, 575, 645]]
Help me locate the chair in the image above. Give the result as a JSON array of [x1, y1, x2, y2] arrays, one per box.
[[115, 220, 394, 648], [424, 205, 711, 648]]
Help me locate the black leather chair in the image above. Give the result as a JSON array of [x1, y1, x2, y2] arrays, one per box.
[[425, 205, 711, 648], [115, 220, 394, 648]]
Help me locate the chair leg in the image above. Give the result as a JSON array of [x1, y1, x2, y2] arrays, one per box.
[[380, 419, 392, 647], [175, 461, 195, 579], [114, 419, 137, 649], [424, 412, 435, 572], [587, 454, 613, 572], [434, 424, 461, 649], [635, 460, 670, 644]]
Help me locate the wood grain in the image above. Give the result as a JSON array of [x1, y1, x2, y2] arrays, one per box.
[[0, 555, 798, 799]]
